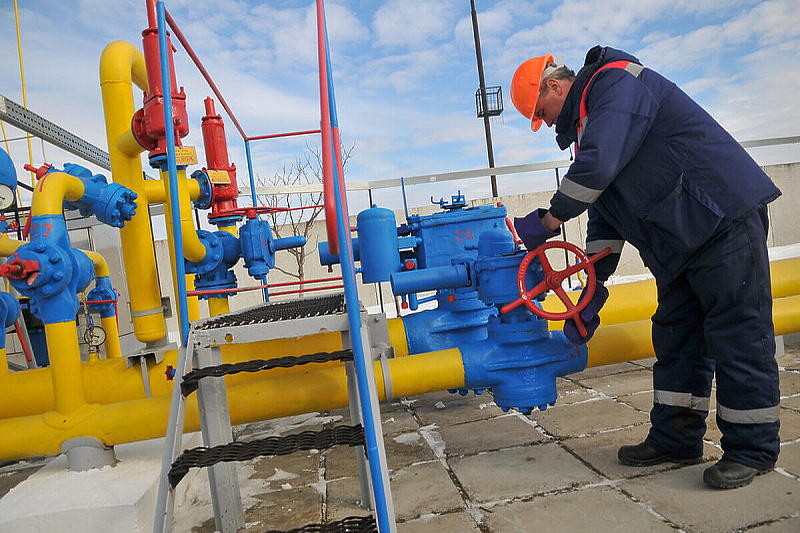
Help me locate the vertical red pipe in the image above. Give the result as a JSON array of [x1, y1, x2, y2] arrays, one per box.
[[316, 0, 339, 254]]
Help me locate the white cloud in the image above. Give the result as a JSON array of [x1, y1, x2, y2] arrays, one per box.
[[373, 0, 459, 49]]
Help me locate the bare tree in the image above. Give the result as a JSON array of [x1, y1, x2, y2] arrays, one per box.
[[257, 142, 354, 294]]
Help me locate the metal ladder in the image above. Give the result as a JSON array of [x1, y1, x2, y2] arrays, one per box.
[[152, 293, 396, 533]]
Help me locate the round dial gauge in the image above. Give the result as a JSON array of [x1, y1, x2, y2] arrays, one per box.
[[84, 325, 107, 347], [0, 185, 15, 210]]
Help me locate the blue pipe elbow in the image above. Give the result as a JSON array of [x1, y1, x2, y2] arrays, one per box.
[[59, 163, 137, 228], [86, 276, 119, 318]]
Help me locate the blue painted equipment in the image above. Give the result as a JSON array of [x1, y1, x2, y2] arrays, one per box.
[[56, 163, 138, 227], [3, 215, 96, 324], [319, 192, 590, 413], [86, 277, 119, 318]]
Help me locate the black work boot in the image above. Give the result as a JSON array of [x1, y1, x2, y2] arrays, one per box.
[[618, 441, 703, 467], [703, 458, 772, 489]]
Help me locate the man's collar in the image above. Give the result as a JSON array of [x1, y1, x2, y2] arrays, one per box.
[[554, 46, 607, 150]]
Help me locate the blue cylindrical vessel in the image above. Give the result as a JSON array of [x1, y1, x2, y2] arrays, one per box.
[[356, 207, 401, 283]]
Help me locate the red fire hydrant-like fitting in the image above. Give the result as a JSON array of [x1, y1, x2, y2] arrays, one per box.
[[0, 254, 40, 286], [201, 97, 240, 219], [131, 17, 190, 156]]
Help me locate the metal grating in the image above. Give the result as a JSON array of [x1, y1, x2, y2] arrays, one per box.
[[195, 293, 345, 330]]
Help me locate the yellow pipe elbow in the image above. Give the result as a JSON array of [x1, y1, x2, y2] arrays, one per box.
[[82, 250, 111, 278], [0, 348, 7, 374], [99, 40, 148, 92], [30, 172, 85, 217], [100, 40, 166, 345]]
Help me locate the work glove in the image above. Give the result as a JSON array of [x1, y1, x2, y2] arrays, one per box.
[[563, 281, 608, 344], [513, 208, 560, 251]]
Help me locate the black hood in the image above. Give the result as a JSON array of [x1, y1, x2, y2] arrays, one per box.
[[554, 46, 641, 150]]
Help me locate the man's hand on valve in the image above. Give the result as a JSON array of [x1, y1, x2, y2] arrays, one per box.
[[513, 208, 560, 251], [564, 281, 609, 344]]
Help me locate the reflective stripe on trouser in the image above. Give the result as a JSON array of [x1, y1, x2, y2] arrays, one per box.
[[647, 208, 780, 469]]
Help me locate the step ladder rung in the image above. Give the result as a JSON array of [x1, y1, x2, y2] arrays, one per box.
[[266, 514, 378, 533], [180, 349, 355, 396], [168, 424, 366, 488], [195, 293, 345, 331]]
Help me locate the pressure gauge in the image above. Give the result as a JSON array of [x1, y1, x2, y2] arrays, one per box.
[[0, 184, 14, 210], [84, 325, 107, 347]]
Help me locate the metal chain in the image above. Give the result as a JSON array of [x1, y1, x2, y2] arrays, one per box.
[[180, 349, 354, 397], [265, 515, 378, 533], [168, 425, 365, 488]]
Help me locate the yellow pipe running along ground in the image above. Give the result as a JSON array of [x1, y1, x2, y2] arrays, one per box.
[[0, 251, 798, 460]]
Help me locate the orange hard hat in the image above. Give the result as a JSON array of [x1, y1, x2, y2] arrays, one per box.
[[510, 53, 554, 132]]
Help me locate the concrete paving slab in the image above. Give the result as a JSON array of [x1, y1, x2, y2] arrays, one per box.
[[484, 486, 676, 533], [621, 463, 800, 533], [388, 461, 464, 521], [449, 443, 602, 503], [397, 511, 481, 532], [777, 441, 800, 477], [414, 394, 503, 427], [783, 395, 800, 410], [746, 514, 800, 532], [325, 476, 373, 522], [563, 424, 721, 479], [242, 485, 323, 532], [248, 450, 320, 490], [780, 370, 800, 395], [577, 368, 654, 397], [435, 414, 548, 457], [618, 390, 654, 413], [381, 410, 421, 436], [569, 361, 642, 380], [533, 398, 650, 438], [631, 357, 657, 369], [554, 377, 599, 405]]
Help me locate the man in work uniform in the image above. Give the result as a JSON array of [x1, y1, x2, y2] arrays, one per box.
[[510, 45, 781, 489]]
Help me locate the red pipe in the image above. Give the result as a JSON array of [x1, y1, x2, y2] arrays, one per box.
[[14, 321, 33, 363], [246, 129, 321, 142], [187, 276, 343, 297], [316, 0, 338, 255]]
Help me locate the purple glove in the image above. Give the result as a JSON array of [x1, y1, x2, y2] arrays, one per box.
[[514, 208, 560, 251], [564, 282, 608, 344]]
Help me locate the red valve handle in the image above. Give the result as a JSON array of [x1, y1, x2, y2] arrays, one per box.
[[500, 242, 611, 338]]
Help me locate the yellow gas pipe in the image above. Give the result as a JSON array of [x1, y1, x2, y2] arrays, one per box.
[[544, 256, 800, 327], [100, 41, 167, 344], [0, 348, 463, 460], [157, 166, 205, 327]]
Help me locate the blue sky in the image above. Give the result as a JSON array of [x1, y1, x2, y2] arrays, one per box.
[[1, 0, 799, 214]]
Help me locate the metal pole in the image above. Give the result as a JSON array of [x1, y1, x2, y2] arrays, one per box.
[[470, 0, 498, 198]]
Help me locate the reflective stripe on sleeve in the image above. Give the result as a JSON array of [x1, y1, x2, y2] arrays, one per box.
[[586, 239, 624, 255], [717, 403, 780, 425], [558, 177, 604, 204], [653, 389, 710, 411]]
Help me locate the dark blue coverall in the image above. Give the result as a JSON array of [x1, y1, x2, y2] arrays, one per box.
[[548, 46, 781, 470]]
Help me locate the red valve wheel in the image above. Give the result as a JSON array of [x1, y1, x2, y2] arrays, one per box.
[[500, 241, 611, 338]]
